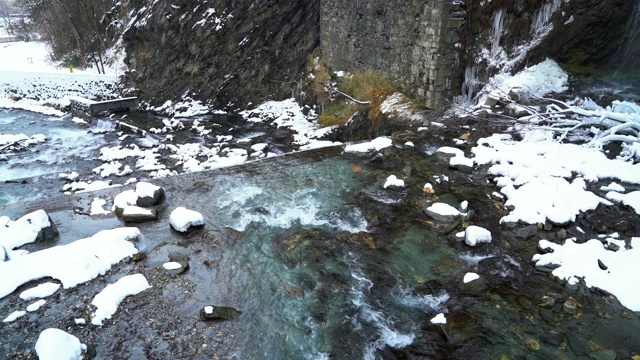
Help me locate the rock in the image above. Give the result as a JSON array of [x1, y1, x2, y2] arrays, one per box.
[[539, 308, 555, 323], [169, 207, 205, 232], [557, 228, 567, 240], [590, 350, 617, 360], [516, 225, 539, 239], [255, 207, 270, 215], [611, 220, 630, 232], [199, 306, 241, 321], [525, 339, 540, 352], [464, 226, 492, 247], [168, 252, 189, 269], [566, 331, 590, 356], [597, 259, 608, 270], [162, 261, 186, 276], [505, 103, 532, 118], [606, 243, 620, 252], [121, 206, 158, 223], [0, 244, 6, 261], [538, 296, 555, 308], [424, 202, 460, 222], [135, 182, 165, 207], [543, 330, 564, 346], [563, 298, 578, 315]]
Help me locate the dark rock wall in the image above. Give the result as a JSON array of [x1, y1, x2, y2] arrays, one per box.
[[320, 0, 465, 110], [123, 0, 319, 109]]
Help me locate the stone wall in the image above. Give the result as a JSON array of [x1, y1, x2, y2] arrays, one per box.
[[320, 0, 464, 110]]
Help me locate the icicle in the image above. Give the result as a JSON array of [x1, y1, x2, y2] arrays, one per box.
[[531, 0, 562, 36], [461, 65, 477, 104], [491, 9, 505, 57]]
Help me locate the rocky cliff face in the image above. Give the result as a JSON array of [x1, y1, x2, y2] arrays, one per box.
[[461, 0, 637, 103], [121, 0, 637, 113], [123, 0, 319, 110]]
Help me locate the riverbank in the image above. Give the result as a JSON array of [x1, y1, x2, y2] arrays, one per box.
[[1, 41, 640, 359]]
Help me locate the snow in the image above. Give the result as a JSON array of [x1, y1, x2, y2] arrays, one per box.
[[605, 191, 640, 215], [204, 305, 214, 314], [600, 182, 625, 193], [162, 262, 182, 270], [463, 272, 480, 284], [344, 137, 393, 154], [169, 207, 205, 232], [533, 237, 640, 311], [122, 206, 155, 217], [3, 310, 26, 323], [471, 132, 640, 225], [0, 209, 52, 250], [20, 282, 61, 300], [240, 98, 321, 146], [35, 328, 86, 360], [383, 175, 405, 189], [0, 227, 140, 299], [430, 313, 447, 324], [135, 181, 161, 199], [91, 273, 151, 326], [0, 41, 119, 116], [464, 226, 492, 247], [426, 203, 460, 217], [90, 198, 111, 215], [26, 299, 47, 312]]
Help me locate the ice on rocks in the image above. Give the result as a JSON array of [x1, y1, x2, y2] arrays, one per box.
[[91, 273, 150, 325], [464, 226, 492, 247], [169, 207, 205, 232], [35, 328, 86, 360]]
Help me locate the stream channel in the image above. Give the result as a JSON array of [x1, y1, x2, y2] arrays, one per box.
[[1, 104, 640, 359]]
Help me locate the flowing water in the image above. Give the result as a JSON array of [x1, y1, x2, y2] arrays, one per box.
[[2, 106, 640, 359]]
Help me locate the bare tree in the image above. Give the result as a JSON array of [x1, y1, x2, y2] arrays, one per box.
[[15, 0, 123, 73]]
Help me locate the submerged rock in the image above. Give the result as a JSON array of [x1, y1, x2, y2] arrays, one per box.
[[199, 306, 241, 321]]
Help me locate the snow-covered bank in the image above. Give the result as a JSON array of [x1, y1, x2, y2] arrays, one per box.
[[0, 41, 119, 115]]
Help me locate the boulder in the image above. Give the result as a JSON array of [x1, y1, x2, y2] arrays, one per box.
[[424, 202, 461, 222], [169, 207, 205, 232], [135, 182, 165, 207], [121, 206, 158, 223]]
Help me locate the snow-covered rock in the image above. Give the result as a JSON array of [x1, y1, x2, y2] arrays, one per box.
[[425, 203, 461, 222], [344, 137, 393, 154], [169, 207, 205, 232], [0, 210, 58, 251], [463, 272, 480, 284], [135, 182, 165, 207], [20, 282, 61, 300], [383, 175, 405, 189], [464, 226, 492, 247], [35, 328, 86, 360]]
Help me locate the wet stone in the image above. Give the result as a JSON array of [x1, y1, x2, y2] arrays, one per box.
[[590, 349, 617, 360], [557, 228, 568, 240], [200, 306, 242, 321], [539, 296, 555, 308], [516, 225, 539, 239], [543, 330, 564, 346]]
